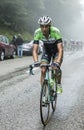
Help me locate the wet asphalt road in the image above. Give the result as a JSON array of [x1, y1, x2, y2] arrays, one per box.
[[0, 51, 84, 130]]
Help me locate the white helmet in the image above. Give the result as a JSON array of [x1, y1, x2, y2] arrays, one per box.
[[38, 16, 52, 25]]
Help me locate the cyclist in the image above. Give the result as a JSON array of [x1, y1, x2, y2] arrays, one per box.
[[32, 16, 63, 94]]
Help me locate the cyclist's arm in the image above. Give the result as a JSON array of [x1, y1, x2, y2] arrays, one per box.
[[56, 42, 63, 65], [33, 28, 41, 62], [33, 41, 39, 62], [54, 29, 63, 65]]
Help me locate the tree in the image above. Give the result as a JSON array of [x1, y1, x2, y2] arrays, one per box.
[[0, 0, 83, 38]]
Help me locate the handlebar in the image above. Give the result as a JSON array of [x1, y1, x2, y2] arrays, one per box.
[[29, 62, 60, 75], [29, 63, 51, 75]]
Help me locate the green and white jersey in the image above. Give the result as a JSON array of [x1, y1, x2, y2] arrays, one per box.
[[33, 26, 62, 54], [34, 26, 62, 43]]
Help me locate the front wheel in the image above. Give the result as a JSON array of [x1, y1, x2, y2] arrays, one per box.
[[40, 80, 50, 126]]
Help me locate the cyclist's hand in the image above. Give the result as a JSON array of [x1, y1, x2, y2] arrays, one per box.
[[51, 62, 60, 70], [34, 61, 40, 67], [29, 61, 40, 75]]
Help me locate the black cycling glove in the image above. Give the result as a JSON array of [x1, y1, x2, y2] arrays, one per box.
[[34, 61, 40, 67], [51, 62, 60, 69]]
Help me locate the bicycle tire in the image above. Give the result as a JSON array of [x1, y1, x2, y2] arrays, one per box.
[[51, 82, 57, 112], [40, 80, 50, 126]]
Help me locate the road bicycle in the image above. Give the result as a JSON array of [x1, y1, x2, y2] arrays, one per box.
[[29, 62, 58, 126]]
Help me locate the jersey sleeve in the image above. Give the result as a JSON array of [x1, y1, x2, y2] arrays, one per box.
[[34, 32, 39, 41], [34, 28, 41, 40], [33, 28, 42, 44]]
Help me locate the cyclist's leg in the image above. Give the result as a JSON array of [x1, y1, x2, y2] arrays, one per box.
[[53, 53, 63, 84], [56, 69, 62, 84], [53, 53, 63, 93], [40, 53, 51, 86]]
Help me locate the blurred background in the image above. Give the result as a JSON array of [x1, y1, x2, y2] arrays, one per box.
[[0, 0, 84, 41]]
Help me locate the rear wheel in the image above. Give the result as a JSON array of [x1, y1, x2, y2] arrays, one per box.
[[40, 80, 50, 126]]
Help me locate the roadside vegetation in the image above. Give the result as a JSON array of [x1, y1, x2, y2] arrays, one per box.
[[0, 0, 83, 41], [0, 27, 33, 42]]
